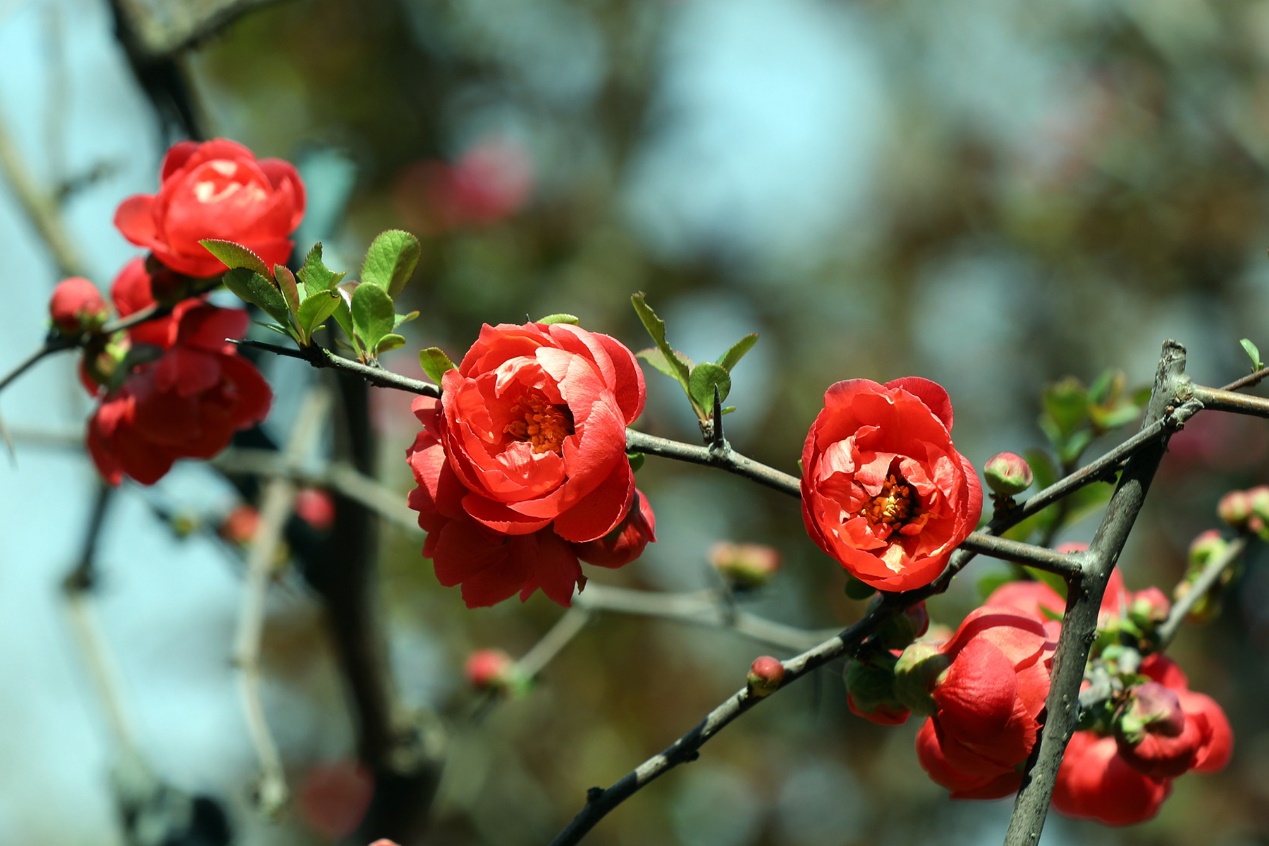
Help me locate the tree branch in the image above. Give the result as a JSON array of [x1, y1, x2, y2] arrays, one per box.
[[1157, 534, 1249, 649], [1003, 340, 1188, 846]]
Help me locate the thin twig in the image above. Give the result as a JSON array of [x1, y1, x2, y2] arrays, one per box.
[[626, 430, 801, 496], [234, 339, 441, 396], [1190, 384, 1269, 419], [1157, 535, 1249, 648], [233, 386, 331, 815]]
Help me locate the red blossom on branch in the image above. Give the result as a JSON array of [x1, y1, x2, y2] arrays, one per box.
[[800, 377, 983, 591], [114, 138, 305, 277]]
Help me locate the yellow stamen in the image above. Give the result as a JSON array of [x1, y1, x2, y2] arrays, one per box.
[[861, 474, 917, 527], [504, 394, 572, 454]]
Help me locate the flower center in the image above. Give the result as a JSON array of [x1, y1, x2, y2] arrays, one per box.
[[504, 394, 573, 454], [861, 474, 917, 528]]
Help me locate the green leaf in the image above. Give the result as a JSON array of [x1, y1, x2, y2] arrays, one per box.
[[275, 265, 299, 315], [637, 348, 696, 380], [419, 347, 456, 384], [1241, 338, 1263, 371], [689, 362, 731, 414], [537, 313, 580, 326], [332, 297, 357, 353], [627, 451, 645, 473], [295, 290, 342, 345], [376, 334, 406, 356], [394, 310, 420, 329], [716, 333, 758, 372], [200, 239, 271, 277], [297, 243, 346, 297], [631, 293, 692, 389], [361, 229, 421, 298], [222, 268, 291, 326], [351, 283, 396, 356]]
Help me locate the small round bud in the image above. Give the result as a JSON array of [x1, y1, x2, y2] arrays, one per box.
[[845, 659, 910, 726], [1217, 489, 1254, 530], [1188, 529, 1227, 567], [219, 505, 261, 546], [892, 641, 949, 716], [709, 541, 781, 589], [747, 655, 785, 698], [983, 452, 1034, 496], [295, 488, 336, 532], [49, 278, 109, 335], [876, 601, 931, 650], [465, 649, 515, 690]]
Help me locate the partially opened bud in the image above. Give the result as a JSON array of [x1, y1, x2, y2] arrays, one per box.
[[984, 452, 1033, 496], [465, 648, 515, 690], [747, 656, 785, 698], [1217, 489, 1254, 530], [709, 541, 781, 589], [49, 278, 109, 335]]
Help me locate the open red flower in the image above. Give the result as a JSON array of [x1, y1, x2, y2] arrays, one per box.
[[902, 606, 1056, 799], [437, 322, 645, 544], [801, 377, 982, 591], [1051, 730, 1172, 826], [115, 139, 305, 277], [84, 262, 271, 485], [406, 395, 654, 607]]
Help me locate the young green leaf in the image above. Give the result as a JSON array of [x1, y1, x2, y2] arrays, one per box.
[[537, 313, 580, 326], [274, 265, 300, 315], [627, 452, 645, 473], [689, 362, 731, 415], [376, 334, 407, 356], [1241, 338, 1263, 371], [297, 242, 346, 297], [361, 229, 421, 298], [716, 333, 758, 373], [631, 293, 691, 389], [200, 240, 271, 277], [222, 268, 292, 327], [295, 290, 342, 345], [351, 283, 396, 356], [637, 348, 696, 380], [419, 347, 456, 384], [394, 310, 420, 330]]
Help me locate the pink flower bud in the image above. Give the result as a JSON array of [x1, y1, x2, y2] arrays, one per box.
[[49, 278, 109, 335], [295, 488, 336, 532], [1217, 489, 1254, 530], [708, 541, 781, 589], [983, 452, 1034, 496], [465, 649, 514, 690], [219, 505, 261, 546], [747, 656, 785, 698]]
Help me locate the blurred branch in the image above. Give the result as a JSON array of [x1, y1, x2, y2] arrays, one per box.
[[1158, 534, 1249, 649], [232, 386, 331, 815], [0, 103, 88, 278]]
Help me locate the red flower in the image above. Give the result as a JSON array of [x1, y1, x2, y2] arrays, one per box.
[[406, 395, 653, 607], [115, 139, 305, 277], [903, 606, 1056, 799], [49, 277, 109, 334], [1051, 731, 1172, 826], [572, 490, 656, 568], [84, 264, 271, 485], [437, 322, 645, 543], [800, 377, 982, 591], [1115, 655, 1233, 779]]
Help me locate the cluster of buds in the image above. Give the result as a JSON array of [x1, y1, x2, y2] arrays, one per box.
[[1217, 485, 1269, 537]]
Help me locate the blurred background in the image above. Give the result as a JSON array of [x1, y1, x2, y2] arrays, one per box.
[[4, 0, 1269, 843]]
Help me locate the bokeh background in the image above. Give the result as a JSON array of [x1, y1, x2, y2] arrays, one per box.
[[4, 0, 1269, 844]]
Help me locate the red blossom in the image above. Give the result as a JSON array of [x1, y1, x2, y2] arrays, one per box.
[[572, 489, 656, 568], [115, 139, 305, 278], [1051, 731, 1172, 826], [908, 606, 1056, 799], [437, 322, 645, 543], [800, 377, 982, 591], [84, 263, 271, 485]]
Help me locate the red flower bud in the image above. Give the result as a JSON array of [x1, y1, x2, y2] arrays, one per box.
[[219, 505, 261, 546], [295, 488, 336, 532], [708, 541, 781, 589], [1217, 489, 1254, 530], [845, 659, 910, 726], [49, 277, 109, 335], [983, 452, 1034, 496], [465, 649, 515, 690], [747, 656, 785, 698]]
